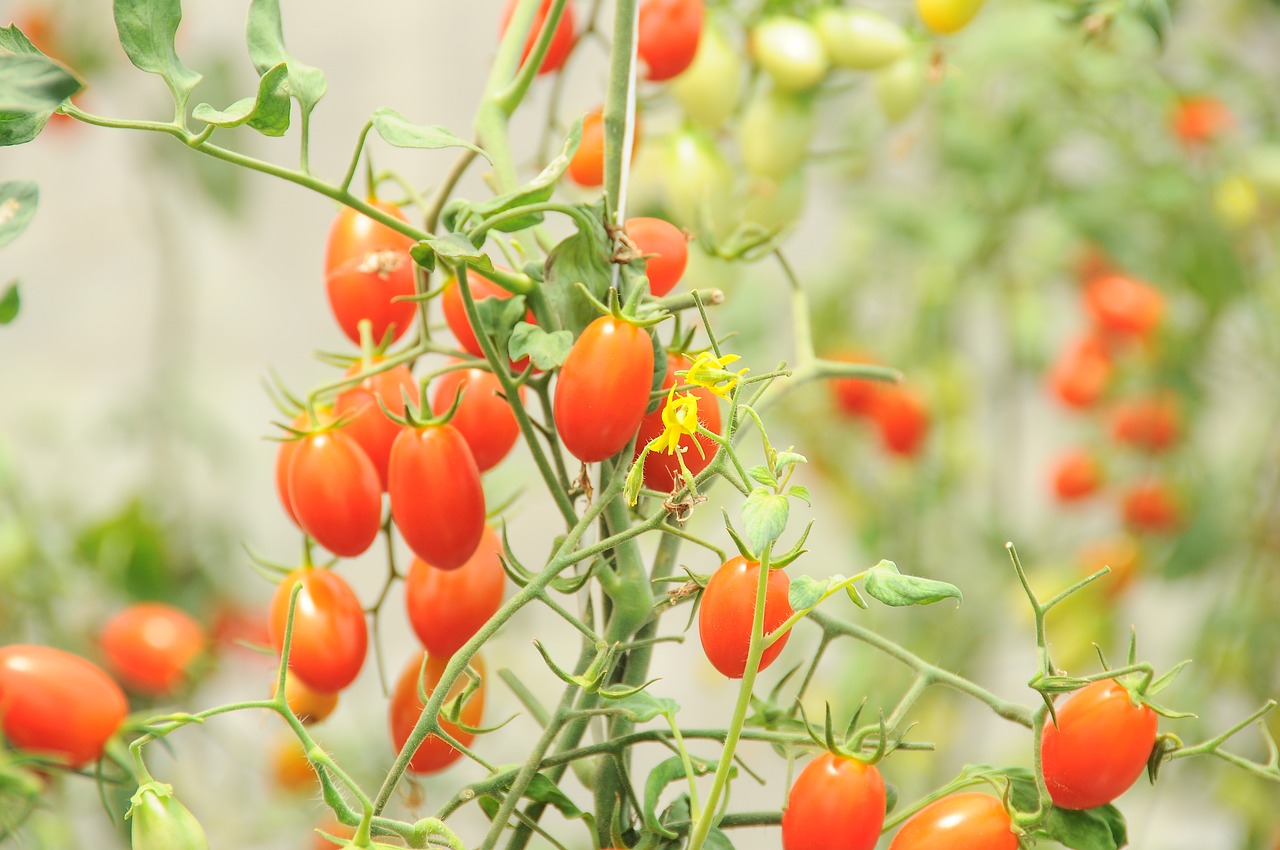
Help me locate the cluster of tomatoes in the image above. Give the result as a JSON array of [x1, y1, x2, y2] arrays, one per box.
[[827, 356, 931, 458]]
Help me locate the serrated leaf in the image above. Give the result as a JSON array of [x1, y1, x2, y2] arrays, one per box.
[[774, 450, 808, 468], [609, 692, 679, 724], [787, 485, 811, 505], [0, 282, 18, 324], [191, 62, 290, 135], [863, 560, 962, 608], [508, 322, 573, 370], [0, 54, 83, 113], [788, 575, 828, 611], [246, 0, 326, 116], [748, 465, 778, 488], [371, 107, 490, 161], [113, 0, 202, 112], [0, 181, 38, 249], [741, 487, 789, 553]]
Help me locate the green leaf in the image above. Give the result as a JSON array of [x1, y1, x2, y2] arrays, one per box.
[[863, 560, 962, 608], [741, 487, 789, 553], [774, 450, 808, 469], [543, 218, 613, 338], [1039, 804, 1127, 850], [508, 322, 573, 370], [748, 465, 778, 488], [0, 283, 18, 324], [113, 0, 202, 113], [370, 107, 490, 161], [0, 24, 42, 55], [788, 574, 829, 611], [246, 0, 326, 116], [0, 111, 46, 146], [787, 485, 812, 505], [0, 54, 84, 113], [644, 757, 716, 839], [0, 181, 38, 249], [191, 62, 290, 136], [412, 232, 491, 269], [473, 295, 528, 368], [608, 692, 679, 724], [523, 773, 594, 825], [704, 828, 735, 850]]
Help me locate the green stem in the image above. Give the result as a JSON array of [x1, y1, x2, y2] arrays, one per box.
[[341, 120, 375, 194], [602, 0, 639, 223]]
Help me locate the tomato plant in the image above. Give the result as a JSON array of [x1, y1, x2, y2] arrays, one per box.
[[750, 16, 829, 93], [888, 793, 1017, 849], [633, 353, 721, 489], [268, 568, 368, 694], [1121, 478, 1182, 533], [1084, 273, 1164, 338], [637, 0, 704, 82], [1050, 449, 1104, 502], [100, 602, 205, 696], [553, 315, 655, 462], [781, 752, 885, 850], [440, 270, 535, 372], [388, 422, 486, 569], [272, 671, 340, 725], [388, 651, 486, 775], [405, 524, 506, 657], [813, 7, 909, 71], [1049, 333, 1112, 409], [324, 200, 418, 346], [870, 385, 930, 457], [333, 360, 416, 488], [698, 556, 793, 679], [430, 363, 523, 472], [1110, 396, 1180, 452], [915, 0, 988, 34], [286, 430, 383, 558], [502, 0, 576, 76], [626, 217, 687, 297]]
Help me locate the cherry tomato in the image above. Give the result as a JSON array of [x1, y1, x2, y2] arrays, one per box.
[[828, 353, 881, 418], [781, 752, 885, 850], [0, 645, 128, 768], [501, 0, 576, 76], [1110, 396, 1179, 452], [1041, 678, 1157, 809], [626, 217, 688, 297], [1051, 449, 1104, 502], [915, 0, 988, 34], [814, 7, 909, 71], [554, 316, 656, 463], [271, 671, 339, 725], [100, 603, 205, 696], [888, 793, 1017, 849], [324, 200, 418, 346], [287, 430, 383, 558], [334, 361, 416, 489], [430, 363, 523, 472], [1049, 333, 1112, 409], [389, 651, 486, 774], [633, 353, 722, 490], [740, 89, 815, 179], [275, 408, 332, 526], [271, 735, 317, 793], [669, 21, 744, 128], [751, 17, 830, 93], [662, 128, 734, 231], [269, 568, 368, 694], [1121, 479, 1181, 533], [870, 385, 929, 457], [567, 108, 642, 188], [440, 270, 535, 372], [1171, 96, 1232, 146], [1084, 274, 1164, 338], [698, 556, 793, 679], [1077, 535, 1140, 598], [388, 423, 486, 569], [874, 54, 927, 123], [406, 525, 506, 658], [638, 0, 704, 82]]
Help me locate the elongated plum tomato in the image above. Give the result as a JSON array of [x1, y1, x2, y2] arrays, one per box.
[[915, 0, 988, 34], [1041, 678, 1157, 810], [1049, 333, 1112, 409], [501, 0, 576, 76], [275, 408, 332, 526], [554, 316, 655, 463], [334, 361, 416, 489], [324, 200, 417, 346], [406, 525, 506, 657], [813, 7, 909, 71], [889, 793, 1017, 849], [271, 671, 339, 725], [750, 17, 830, 93], [1051, 449, 1104, 502], [781, 752, 886, 850], [627, 217, 688, 297], [269, 568, 368, 694], [633, 353, 721, 490], [389, 651, 486, 774], [440, 270, 535, 372], [668, 22, 743, 129], [287, 430, 383, 558], [871, 385, 929, 457], [1084, 274, 1164, 338], [637, 0, 704, 81], [430, 363, 523, 472], [388, 423, 486, 569], [0, 645, 128, 768], [698, 556, 793, 678], [567, 108, 642, 188], [100, 603, 205, 696]]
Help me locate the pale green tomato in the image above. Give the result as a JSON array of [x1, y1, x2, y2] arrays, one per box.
[[813, 7, 909, 71], [130, 783, 209, 850], [739, 90, 815, 179], [874, 54, 926, 123], [662, 129, 735, 234], [750, 17, 830, 93], [626, 138, 670, 217], [739, 170, 806, 233], [916, 0, 987, 34], [670, 22, 745, 129]]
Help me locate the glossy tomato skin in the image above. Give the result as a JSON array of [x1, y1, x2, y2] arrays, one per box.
[[750, 17, 830, 93], [276, 408, 332, 526], [915, 0, 988, 34], [633, 353, 722, 489], [287, 430, 383, 558], [569, 108, 607, 187], [100, 603, 205, 696], [406, 525, 506, 657], [638, 0, 704, 81], [698, 557, 793, 678], [0, 645, 128, 768], [554, 317, 656, 463], [781, 752, 886, 850], [1084, 274, 1164, 338], [627, 217, 688, 297], [334, 362, 416, 489], [870, 385, 929, 457], [889, 793, 1017, 849], [389, 652, 486, 774], [1041, 678, 1157, 810], [269, 568, 368, 694], [272, 672, 339, 725], [388, 424, 486, 569], [1051, 449, 1104, 502], [440, 271, 534, 372], [430, 364, 523, 472], [501, 0, 576, 75], [324, 200, 418, 346]]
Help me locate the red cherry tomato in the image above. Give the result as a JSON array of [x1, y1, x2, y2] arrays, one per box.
[[1171, 96, 1232, 146], [388, 423, 486, 569], [1050, 449, 1104, 502], [626, 217, 688, 297], [430, 363, 523, 472], [269, 568, 368, 694], [501, 0, 577, 75], [0, 645, 128, 768], [334, 361, 416, 489], [1110, 396, 1180, 452], [828, 353, 882, 418], [888, 793, 1017, 850], [275, 408, 332, 526], [870, 385, 929, 457], [697, 556, 793, 679], [271, 671, 339, 725], [1121, 479, 1181, 533], [440, 271, 535, 372], [100, 603, 205, 696], [406, 525, 506, 658], [568, 109, 642, 188], [1041, 678, 1157, 809], [1084, 274, 1164, 338], [286, 430, 383, 558], [389, 652, 486, 774], [637, 0, 705, 81], [324, 200, 418, 346], [553, 316, 655, 463], [781, 752, 885, 850], [1049, 333, 1112, 409], [633, 353, 721, 489]]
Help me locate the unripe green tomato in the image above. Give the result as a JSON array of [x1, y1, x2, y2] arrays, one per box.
[[739, 90, 815, 179], [813, 7, 909, 71], [670, 22, 744, 129], [750, 17, 830, 93], [740, 170, 806, 233], [916, 0, 987, 34], [626, 139, 669, 217], [874, 54, 926, 123], [130, 784, 209, 850], [661, 129, 735, 232]]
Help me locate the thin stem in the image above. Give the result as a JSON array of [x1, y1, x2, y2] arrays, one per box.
[[341, 121, 375, 194]]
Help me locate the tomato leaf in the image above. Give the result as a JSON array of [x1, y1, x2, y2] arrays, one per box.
[[0, 24, 41, 55], [113, 0, 202, 114], [370, 107, 490, 162], [0, 282, 19, 325], [774, 450, 808, 470], [508, 321, 573, 370], [741, 487, 789, 553], [1039, 804, 1128, 850], [0, 54, 83, 113], [645, 757, 717, 839], [608, 692, 679, 724], [246, 0, 326, 117], [543, 213, 612, 337], [0, 181, 38, 248], [787, 485, 811, 505], [704, 828, 735, 850], [410, 232, 493, 271], [191, 62, 290, 136], [863, 560, 962, 607], [748, 465, 779, 488], [788, 574, 829, 611]]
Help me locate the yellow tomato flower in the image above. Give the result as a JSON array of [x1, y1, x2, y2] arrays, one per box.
[[680, 352, 747, 400], [648, 390, 701, 455]]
